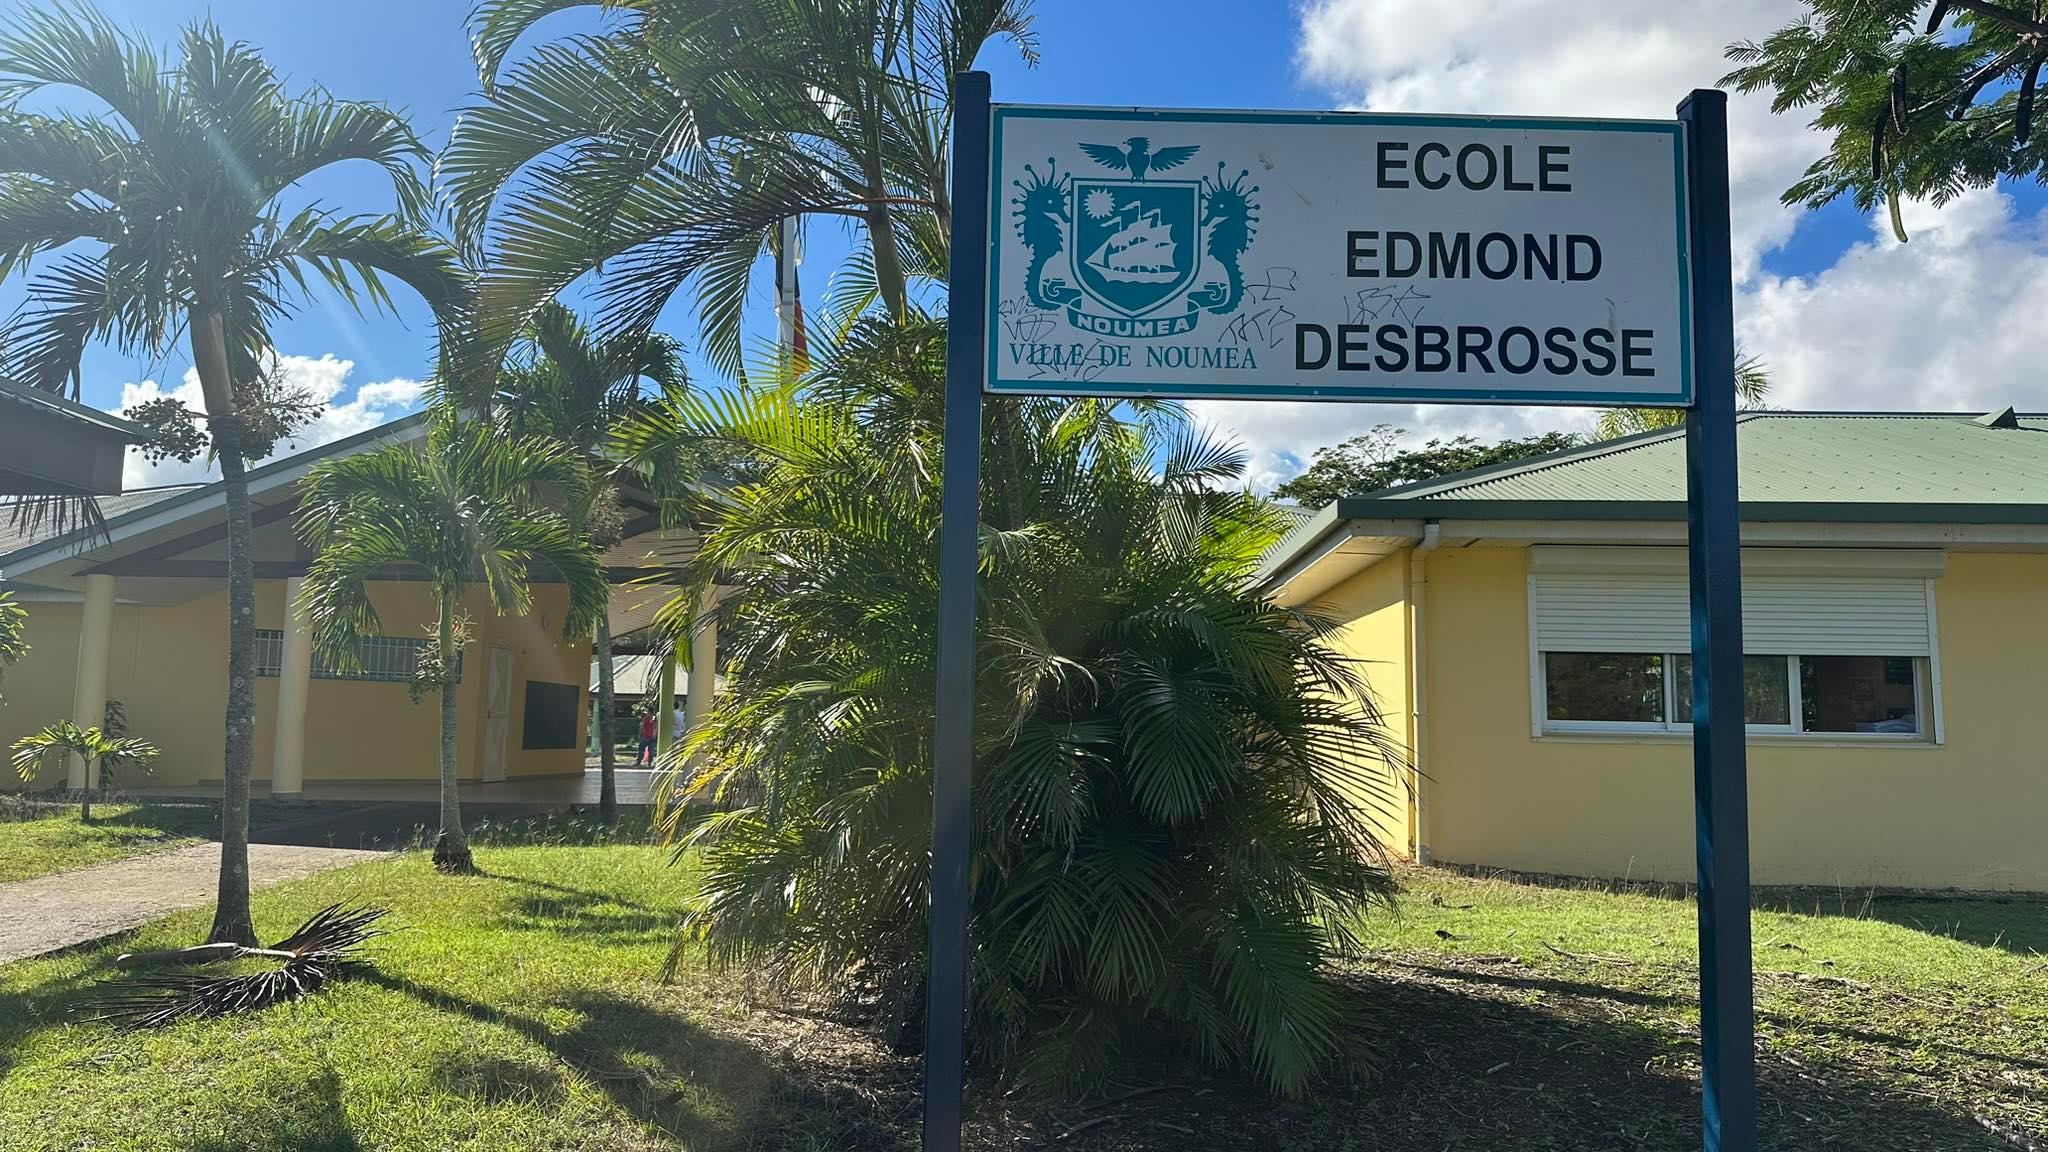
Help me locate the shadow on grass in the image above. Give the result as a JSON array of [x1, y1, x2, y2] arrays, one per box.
[[1427, 862, 2048, 957], [4, 949, 2023, 1151], [1767, 891, 2048, 956], [473, 867, 672, 912], [363, 969, 909, 1151], [995, 959, 2031, 1147], [497, 897, 675, 944], [0, 793, 217, 838], [1361, 972, 2010, 1151], [186, 1062, 362, 1152], [0, 947, 129, 1081], [466, 866, 680, 944], [1394, 958, 2048, 1081], [1033, 965, 2017, 1152]]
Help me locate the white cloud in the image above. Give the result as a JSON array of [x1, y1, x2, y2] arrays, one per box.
[[352, 377, 426, 410], [1193, 1, 2048, 496], [1193, 399, 1592, 496], [1296, 0, 1818, 275], [1741, 188, 2048, 414], [119, 354, 424, 488]]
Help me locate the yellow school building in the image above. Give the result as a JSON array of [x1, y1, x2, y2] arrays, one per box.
[[1263, 410, 2048, 892], [1, 413, 713, 796]]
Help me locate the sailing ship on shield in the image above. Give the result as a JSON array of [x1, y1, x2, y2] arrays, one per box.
[[1069, 180, 1199, 318], [1084, 202, 1179, 283]]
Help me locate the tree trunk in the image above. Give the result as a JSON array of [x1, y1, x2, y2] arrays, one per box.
[[595, 614, 619, 825], [863, 157, 909, 318], [193, 308, 258, 948], [433, 590, 474, 872]]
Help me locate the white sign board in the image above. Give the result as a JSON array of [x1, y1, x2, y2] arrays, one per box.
[[985, 106, 1691, 406]]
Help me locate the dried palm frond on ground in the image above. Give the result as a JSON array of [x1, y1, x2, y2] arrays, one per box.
[[96, 903, 387, 1028]]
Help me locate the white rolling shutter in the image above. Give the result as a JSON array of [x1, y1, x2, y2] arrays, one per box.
[[1529, 547, 1939, 657], [1740, 576, 1932, 656], [1530, 573, 1687, 652]]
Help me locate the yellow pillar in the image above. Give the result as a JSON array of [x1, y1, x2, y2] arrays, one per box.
[[686, 587, 717, 744], [655, 647, 678, 763], [270, 576, 313, 796], [70, 573, 115, 789]]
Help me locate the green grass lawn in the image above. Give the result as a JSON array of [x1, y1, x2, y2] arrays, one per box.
[[1313, 869, 2048, 1151], [1, 849, 2043, 1151], [0, 801, 217, 883]]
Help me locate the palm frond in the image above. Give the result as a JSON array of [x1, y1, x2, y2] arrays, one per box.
[[96, 903, 388, 1029]]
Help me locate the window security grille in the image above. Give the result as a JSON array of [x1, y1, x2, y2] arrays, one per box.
[[253, 628, 462, 683]]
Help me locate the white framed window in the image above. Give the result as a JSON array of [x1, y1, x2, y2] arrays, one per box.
[[1526, 546, 1944, 742], [1540, 650, 1929, 738]]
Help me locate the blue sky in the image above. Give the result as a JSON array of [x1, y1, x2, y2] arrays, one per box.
[[22, 0, 2048, 489], [29, 1, 1324, 409]]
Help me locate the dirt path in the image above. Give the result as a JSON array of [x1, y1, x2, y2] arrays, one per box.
[[0, 842, 384, 964]]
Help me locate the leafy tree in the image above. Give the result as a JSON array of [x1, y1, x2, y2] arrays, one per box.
[[1595, 350, 1772, 439], [0, 4, 466, 945], [1272, 427, 1584, 507], [1726, 0, 2048, 241], [495, 303, 688, 824], [296, 417, 608, 873], [620, 316, 1403, 1095], [443, 0, 1037, 376], [11, 719, 158, 822]]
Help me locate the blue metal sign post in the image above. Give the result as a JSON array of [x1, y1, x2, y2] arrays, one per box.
[[925, 73, 1755, 1152], [1678, 88, 1758, 1152], [924, 69, 991, 1152]]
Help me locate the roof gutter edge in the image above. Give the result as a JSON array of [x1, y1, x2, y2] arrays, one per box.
[[1330, 499, 2048, 525]]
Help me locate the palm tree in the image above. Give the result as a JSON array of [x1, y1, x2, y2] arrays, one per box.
[[496, 303, 688, 824], [1596, 349, 1771, 438], [296, 417, 608, 872], [442, 0, 1037, 376], [0, 5, 467, 945], [621, 316, 1403, 1095], [12, 719, 158, 822]]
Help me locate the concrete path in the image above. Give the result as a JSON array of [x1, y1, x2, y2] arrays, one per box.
[[0, 842, 384, 965]]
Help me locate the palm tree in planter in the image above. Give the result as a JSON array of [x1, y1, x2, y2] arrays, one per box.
[[296, 417, 607, 872], [0, 4, 467, 944], [12, 720, 159, 822], [495, 303, 687, 824]]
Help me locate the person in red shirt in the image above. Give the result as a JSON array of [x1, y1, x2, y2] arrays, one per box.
[[636, 709, 657, 766]]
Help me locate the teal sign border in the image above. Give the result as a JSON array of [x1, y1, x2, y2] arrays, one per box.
[[984, 104, 1694, 408]]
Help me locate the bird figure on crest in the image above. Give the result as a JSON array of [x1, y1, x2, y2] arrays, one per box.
[[1079, 137, 1200, 181]]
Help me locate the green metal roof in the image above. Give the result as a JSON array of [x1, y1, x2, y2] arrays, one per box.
[[1370, 412, 2048, 505], [1270, 502, 1315, 529], [0, 410, 434, 576], [1259, 412, 2048, 589], [0, 486, 203, 559], [0, 377, 146, 438]]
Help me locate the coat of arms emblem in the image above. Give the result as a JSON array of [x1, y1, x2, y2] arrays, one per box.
[[1011, 138, 1261, 338]]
